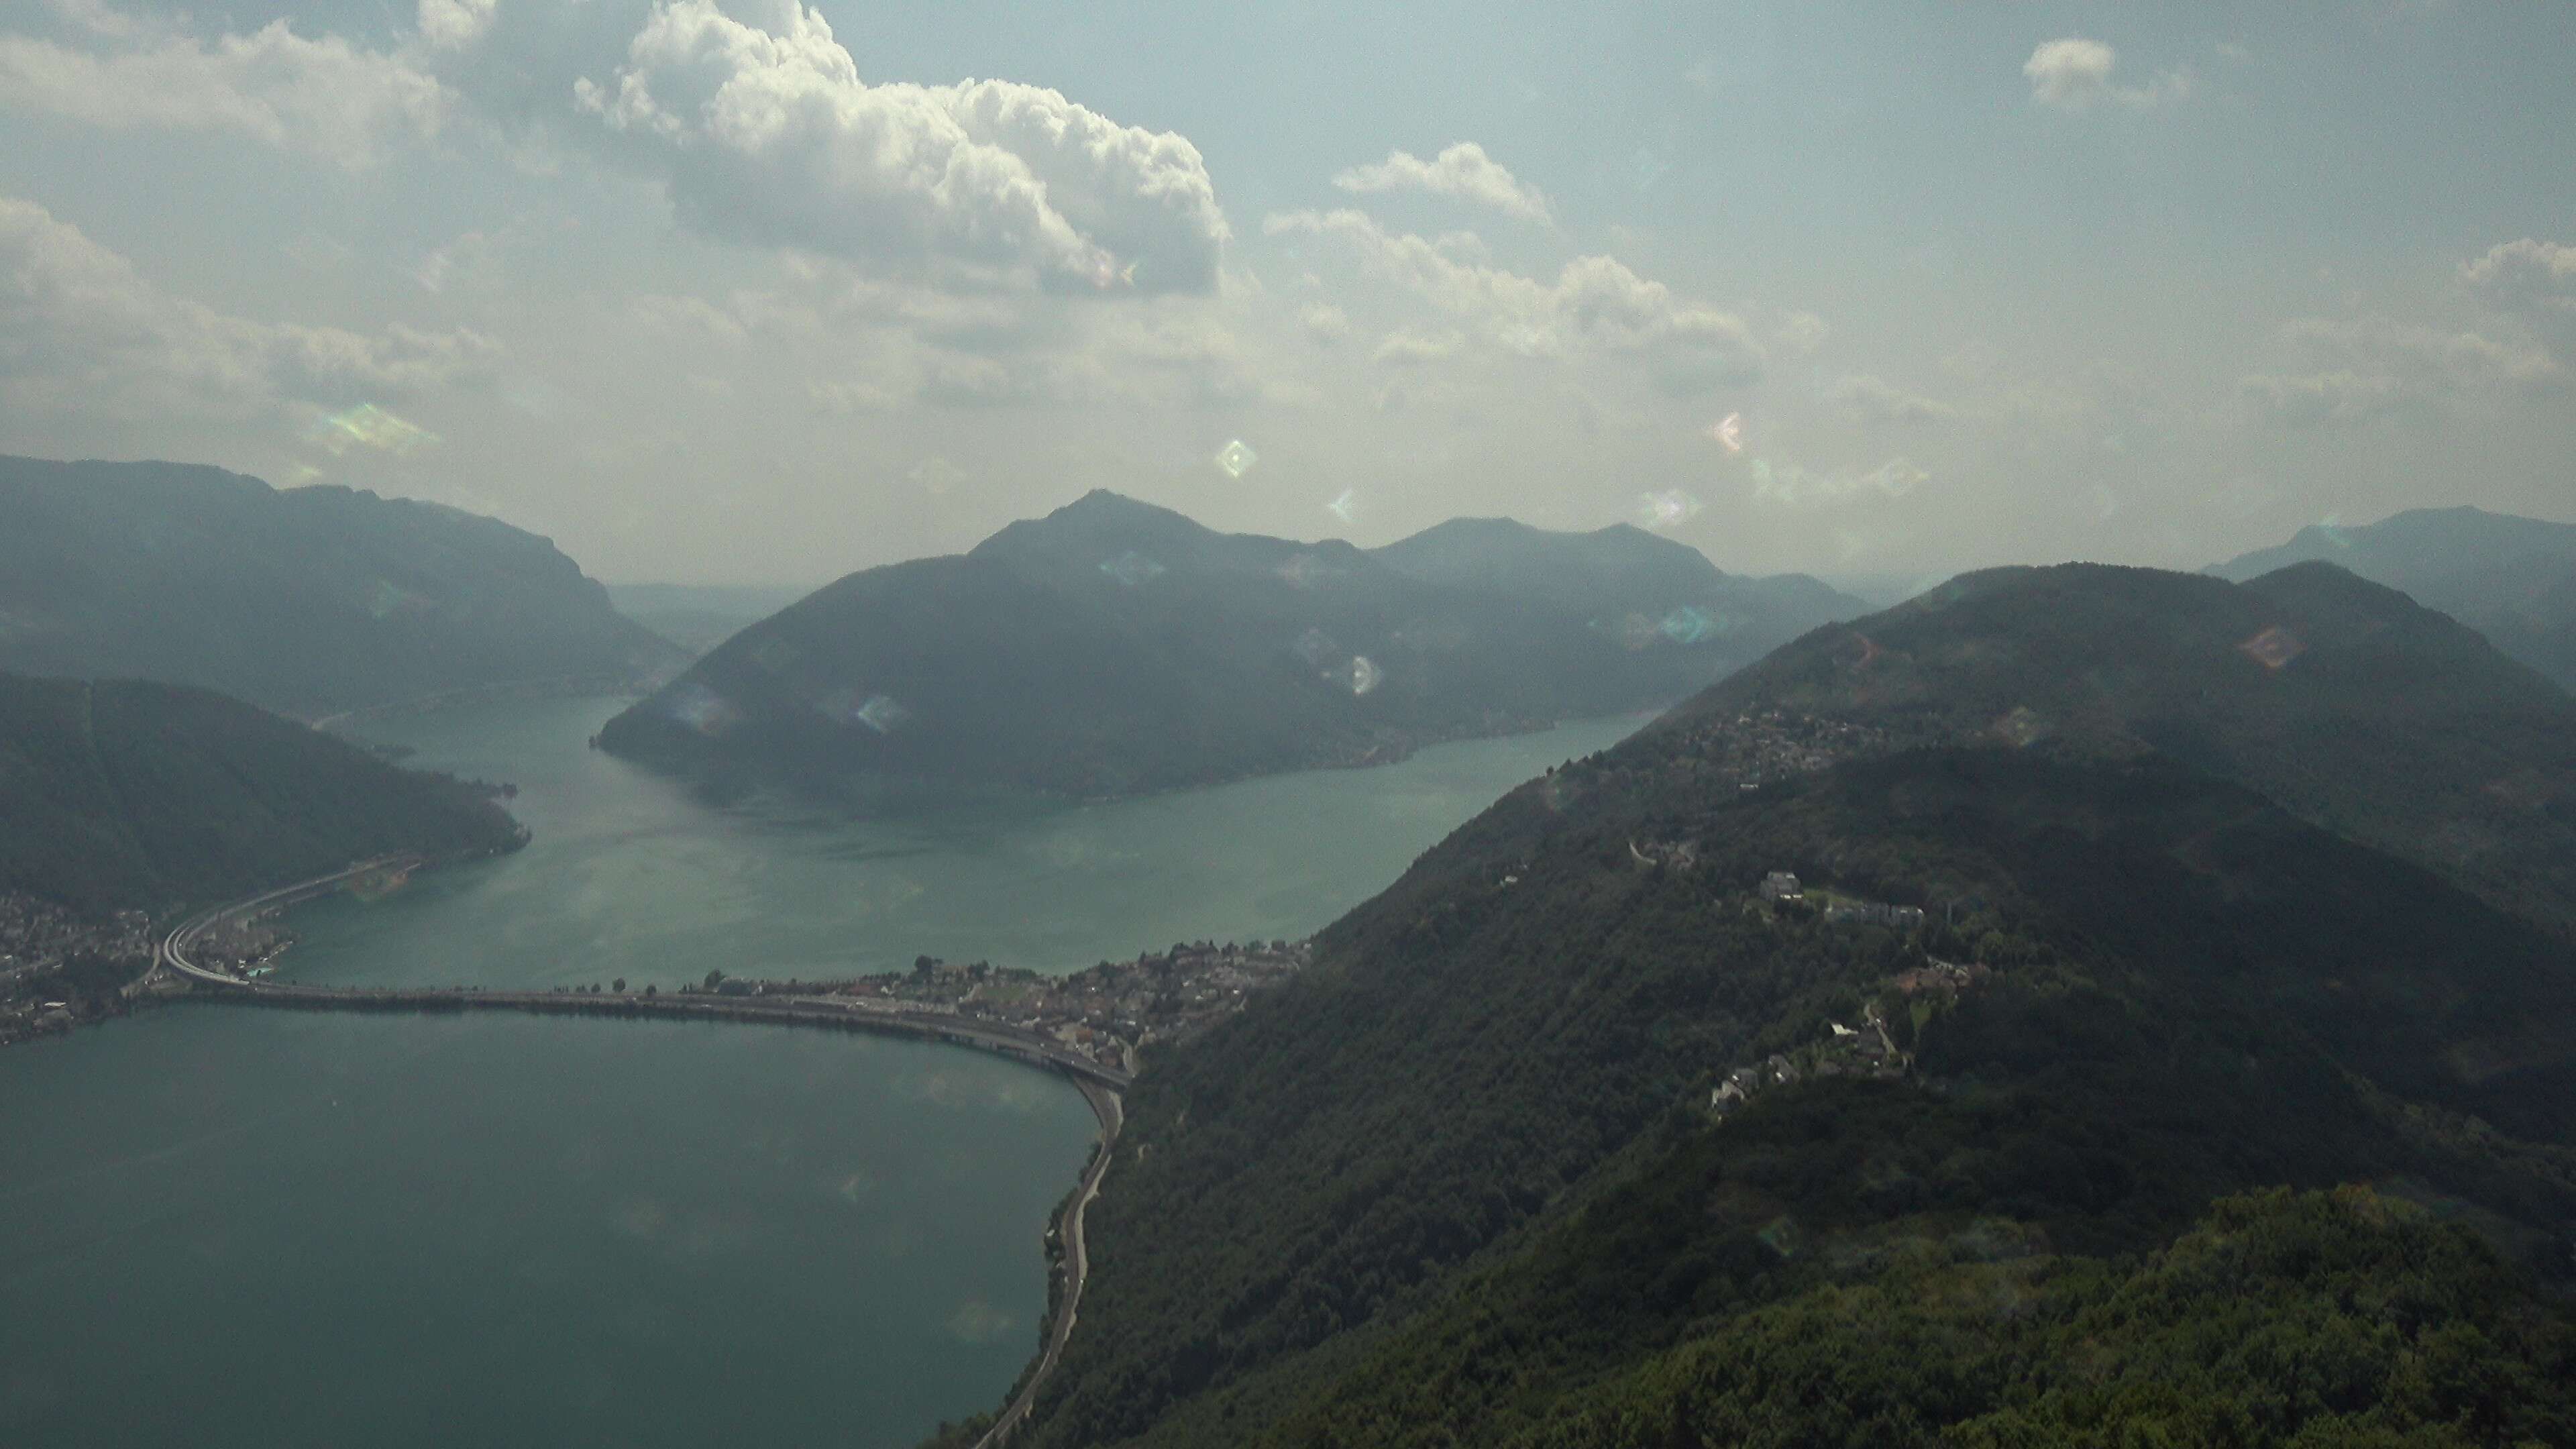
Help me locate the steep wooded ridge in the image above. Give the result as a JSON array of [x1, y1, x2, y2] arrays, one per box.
[[1656, 560, 2576, 934], [0, 455, 681, 718], [2211, 504, 2576, 689], [977, 562, 2576, 1449], [598, 491, 1864, 802], [0, 673, 523, 916]]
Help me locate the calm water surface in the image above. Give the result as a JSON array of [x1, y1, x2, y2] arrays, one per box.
[[0, 698, 1640, 1447], [283, 696, 1641, 988]]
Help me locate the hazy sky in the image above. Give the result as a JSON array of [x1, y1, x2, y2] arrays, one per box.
[[3, 0, 2571, 586]]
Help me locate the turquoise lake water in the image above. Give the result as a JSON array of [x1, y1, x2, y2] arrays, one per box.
[[0, 698, 1640, 1446]]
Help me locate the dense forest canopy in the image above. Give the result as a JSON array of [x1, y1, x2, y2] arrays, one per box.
[[0, 672, 523, 916]]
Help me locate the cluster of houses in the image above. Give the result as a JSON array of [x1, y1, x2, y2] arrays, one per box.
[[0, 894, 156, 1046], [1710, 867, 1996, 1118], [1668, 708, 1898, 794], [698, 938, 1314, 1073], [1758, 872, 1928, 930], [1710, 1002, 1909, 1116]]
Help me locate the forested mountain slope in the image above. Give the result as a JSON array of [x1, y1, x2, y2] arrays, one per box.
[[2212, 505, 2576, 688], [0, 455, 680, 718], [598, 492, 1863, 802], [975, 561, 2576, 1449], [0, 673, 523, 916], [1655, 561, 2576, 933]]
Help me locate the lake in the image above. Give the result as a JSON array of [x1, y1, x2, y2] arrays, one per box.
[[0, 698, 1640, 1447]]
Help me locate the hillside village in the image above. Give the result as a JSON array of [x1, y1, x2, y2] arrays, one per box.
[[1671, 708, 1904, 792], [1709, 869, 1992, 1120]]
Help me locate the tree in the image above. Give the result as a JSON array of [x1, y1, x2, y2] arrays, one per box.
[[613, 977, 627, 992], [704, 968, 725, 991]]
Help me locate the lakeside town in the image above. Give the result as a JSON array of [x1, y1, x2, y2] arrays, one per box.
[[0, 893, 155, 1045], [678, 938, 1315, 1075]]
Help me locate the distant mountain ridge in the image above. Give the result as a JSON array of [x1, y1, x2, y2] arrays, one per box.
[[0, 455, 682, 719], [2210, 505, 2576, 688], [598, 490, 1866, 801], [1655, 559, 2576, 931]]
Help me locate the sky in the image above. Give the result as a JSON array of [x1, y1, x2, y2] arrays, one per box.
[[1, 0, 2571, 588]]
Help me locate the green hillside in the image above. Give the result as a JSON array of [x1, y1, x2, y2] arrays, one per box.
[[0, 455, 682, 718], [0, 673, 524, 916], [2212, 506, 2576, 689], [598, 492, 1863, 802], [970, 562, 2576, 1449], [1656, 561, 2576, 932]]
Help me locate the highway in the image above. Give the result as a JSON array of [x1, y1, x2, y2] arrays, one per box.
[[159, 869, 1130, 1089], [976, 1076, 1123, 1449]]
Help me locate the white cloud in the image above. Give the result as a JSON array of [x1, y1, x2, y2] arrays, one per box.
[[2240, 313, 2560, 427], [1750, 455, 1931, 506], [1331, 142, 1551, 221], [39, 0, 143, 39], [2461, 237, 2576, 306], [1264, 207, 1763, 390], [1299, 301, 1351, 343], [416, 230, 500, 293], [2236, 371, 2402, 427], [1371, 329, 1462, 367], [2023, 38, 2195, 112], [2461, 237, 2576, 355], [417, 0, 500, 52], [0, 195, 494, 421], [0, 19, 448, 167], [571, 1, 1229, 294], [1772, 311, 1830, 354], [1827, 372, 1957, 424]]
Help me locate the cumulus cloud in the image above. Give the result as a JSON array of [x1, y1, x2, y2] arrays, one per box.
[[0, 195, 493, 420], [2023, 38, 2194, 111], [2240, 313, 2560, 427], [2236, 371, 2402, 427], [1750, 455, 1931, 506], [2461, 237, 2576, 354], [1372, 329, 1462, 367], [416, 0, 500, 52], [1331, 142, 1552, 221], [2461, 237, 2576, 305], [1772, 311, 1830, 354], [1299, 301, 1351, 343], [1827, 372, 1957, 423], [0, 17, 448, 167], [570, 1, 1229, 294], [1265, 207, 1762, 390]]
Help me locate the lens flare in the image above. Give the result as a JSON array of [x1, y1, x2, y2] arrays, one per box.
[[306, 403, 436, 456], [2239, 626, 2306, 671], [1635, 488, 1703, 531], [1101, 552, 1167, 586]]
